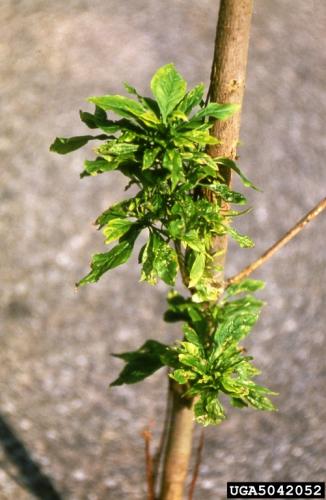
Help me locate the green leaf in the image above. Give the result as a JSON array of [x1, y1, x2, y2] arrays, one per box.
[[123, 82, 138, 95], [79, 110, 100, 129], [164, 293, 208, 335], [244, 386, 277, 411], [77, 242, 132, 286], [178, 353, 206, 375], [226, 279, 265, 297], [191, 280, 219, 303], [50, 135, 107, 154], [181, 340, 201, 357], [79, 105, 108, 128], [170, 369, 192, 384], [108, 142, 139, 155], [177, 129, 218, 146], [143, 147, 160, 170], [216, 157, 260, 191], [172, 135, 197, 149], [124, 83, 161, 117], [110, 340, 169, 385], [189, 253, 206, 287], [205, 183, 247, 205], [186, 153, 220, 182], [103, 218, 134, 244], [88, 95, 145, 119], [227, 226, 254, 248], [182, 230, 206, 253], [77, 227, 140, 286], [206, 394, 226, 423], [79, 109, 121, 134], [81, 158, 120, 177], [141, 232, 178, 286], [220, 376, 249, 398], [230, 397, 248, 408], [176, 119, 212, 133], [151, 235, 178, 286], [193, 102, 239, 121], [194, 394, 225, 426], [150, 64, 187, 123], [163, 149, 184, 189], [167, 219, 185, 239], [96, 141, 140, 161], [214, 312, 260, 345], [216, 295, 264, 322], [170, 110, 188, 122], [141, 233, 160, 285], [88, 94, 159, 127], [183, 324, 203, 347], [96, 198, 135, 228], [165, 292, 190, 317], [177, 83, 205, 114]]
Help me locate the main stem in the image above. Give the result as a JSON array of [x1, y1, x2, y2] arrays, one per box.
[[159, 1, 254, 498], [159, 381, 194, 500], [208, 0, 254, 284]]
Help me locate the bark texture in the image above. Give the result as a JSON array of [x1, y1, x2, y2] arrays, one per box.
[[159, 382, 194, 500], [208, 0, 254, 284], [210, 0, 254, 164]]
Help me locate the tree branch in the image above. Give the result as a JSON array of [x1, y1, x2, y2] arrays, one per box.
[[226, 197, 326, 286], [142, 427, 155, 500]]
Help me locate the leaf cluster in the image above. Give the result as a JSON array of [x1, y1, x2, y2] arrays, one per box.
[[108, 280, 276, 426], [167, 280, 276, 425], [51, 65, 276, 426], [50, 64, 254, 297]]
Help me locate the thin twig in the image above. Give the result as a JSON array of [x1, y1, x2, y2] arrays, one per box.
[[141, 427, 155, 500], [188, 428, 205, 500], [226, 197, 326, 286]]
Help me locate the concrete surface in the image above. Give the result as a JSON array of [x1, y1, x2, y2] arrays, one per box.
[[0, 0, 325, 498]]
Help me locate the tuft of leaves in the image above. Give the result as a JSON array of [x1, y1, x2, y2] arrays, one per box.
[[51, 64, 275, 426], [167, 281, 276, 425], [112, 281, 276, 426], [51, 63, 254, 294]]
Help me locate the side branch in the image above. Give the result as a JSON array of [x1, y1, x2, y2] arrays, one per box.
[[226, 197, 326, 286], [142, 428, 155, 500], [188, 428, 205, 500]]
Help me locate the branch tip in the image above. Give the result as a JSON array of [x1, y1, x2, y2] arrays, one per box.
[[226, 197, 326, 286]]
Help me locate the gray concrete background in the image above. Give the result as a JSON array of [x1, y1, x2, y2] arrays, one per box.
[[0, 1, 325, 498]]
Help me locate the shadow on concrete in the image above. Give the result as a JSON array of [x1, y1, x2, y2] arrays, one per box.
[[0, 413, 63, 499]]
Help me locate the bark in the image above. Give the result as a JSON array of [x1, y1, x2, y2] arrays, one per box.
[[208, 0, 254, 285], [159, 1, 254, 498], [159, 382, 194, 500]]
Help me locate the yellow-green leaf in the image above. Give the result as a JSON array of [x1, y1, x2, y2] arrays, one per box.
[[150, 64, 187, 123], [189, 253, 206, 287], [143, 147, 160, 170], [103, 218, 134, 244], [163, 149, 184, 190]]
